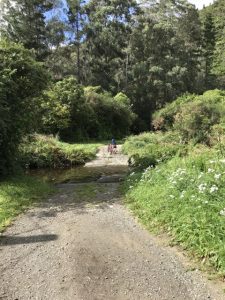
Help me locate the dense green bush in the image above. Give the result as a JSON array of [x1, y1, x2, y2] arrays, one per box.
[[0, 39, 48, 175], [41, 76, 88, 140], [41, 78, 135, 141], [19, 134, 100, 169], [174, 101, 220, 144], [152, 90, 225, 133], [84, 87, 135, 139], [152, 93, 196, 130], [123, 132, 187, 169]]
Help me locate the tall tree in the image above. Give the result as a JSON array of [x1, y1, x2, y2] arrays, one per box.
[[83, 0, 139, 91], [200, 0, 225, 87], [66, 0, 86, 83], [127, 0, 203, 130], [202, 12, 216, 88], [1, 0, 54, 59]]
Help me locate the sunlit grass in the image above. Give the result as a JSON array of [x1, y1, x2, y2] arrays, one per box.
[[0, 176, 53, 232], [20, 134, 103, 169], [124, 150, 225, 275]]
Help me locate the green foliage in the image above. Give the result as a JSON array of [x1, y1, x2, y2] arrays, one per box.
[[1, 0, 54, 59], [19, 134, 101, 169], [127, 0, 203, 128], [0, 175, 53, 231], [152, 93, 196, 130], [42, 78, 135, 141], [123, 87, 225, 276], [84, 87, 135, 139], [152, 90, 225, 143], [114, 92, 131, 106], [200, 0, 225, 86], [125, 150, 225, 275], [83, 0, 139, 91], [0, 39, 48, 175], [41, 76, 87, 140], [174, 101, 220, 144], [213, 36, 225, 77], [123, 132, 187, 169]]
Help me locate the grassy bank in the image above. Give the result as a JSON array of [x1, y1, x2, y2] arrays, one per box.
[[0, 175, 53, 232], [123, 90, 225, 276], [20, 134, 102, 169], [123, 131, 189, 169], [123, 133, 225, 276]]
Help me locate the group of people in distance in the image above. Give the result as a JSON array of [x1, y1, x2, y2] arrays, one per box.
[[108, 138, 117, 155]]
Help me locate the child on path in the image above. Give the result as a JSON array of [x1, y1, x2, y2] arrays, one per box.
[[111, 138, 117, 154], [107, 138, 117, 155]]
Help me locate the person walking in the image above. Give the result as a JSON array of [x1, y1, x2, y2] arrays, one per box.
[[111, 137, 117, 153]]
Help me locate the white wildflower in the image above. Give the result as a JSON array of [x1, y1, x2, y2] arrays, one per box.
[[169, 195, 175, 199], [198, 173, 203, 179], [220, 208, 225, 216], [210, 185, 218, 193], [219, 159, 225, 163], [198, 183, 207, 193], [208, 168, 214, 173], [214, 174, 221, 180]]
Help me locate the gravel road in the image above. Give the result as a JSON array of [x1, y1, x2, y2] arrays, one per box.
[[0, 147, 224, 300]]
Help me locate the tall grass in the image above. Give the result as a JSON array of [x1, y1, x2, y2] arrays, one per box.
[[123, 133, 225, 276], [123, 132, 188, 169], [20, 134, 102, 169]]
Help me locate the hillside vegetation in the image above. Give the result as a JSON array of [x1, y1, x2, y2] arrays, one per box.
[[1, 0, 225, 176], [123, 90, 225, 276]]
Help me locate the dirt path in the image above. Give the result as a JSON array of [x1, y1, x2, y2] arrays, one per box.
[[0, 146, 224, 300]]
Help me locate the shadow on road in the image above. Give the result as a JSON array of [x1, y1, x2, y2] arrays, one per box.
[[0, 234, 58, 246]]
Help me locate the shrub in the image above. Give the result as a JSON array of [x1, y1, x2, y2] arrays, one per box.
[[41, 76, 88, 141], [152, 90, 225, 132], [19, 134, 100, 169], [84, 87, 135, 139], [123, 132, 187, 169], [42, 81, 135, 141], [174, 101, 220, 144], [152, 93, 196, 130]]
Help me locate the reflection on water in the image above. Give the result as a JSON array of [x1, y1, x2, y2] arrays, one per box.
[[28, 165, 129, 184]]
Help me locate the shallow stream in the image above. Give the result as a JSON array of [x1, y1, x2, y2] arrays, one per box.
[[28, 165, 129, 184]]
